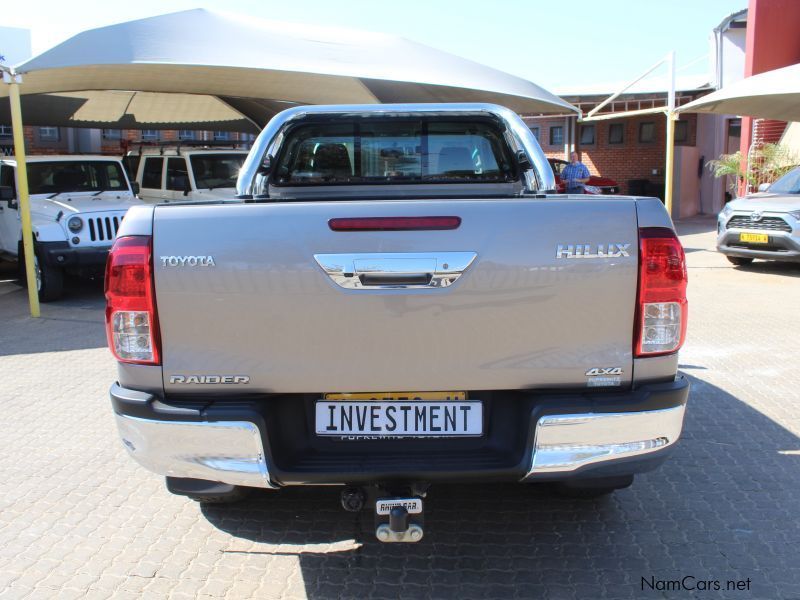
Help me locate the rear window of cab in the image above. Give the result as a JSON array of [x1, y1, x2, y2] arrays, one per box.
[[271, 118, 518, 186]]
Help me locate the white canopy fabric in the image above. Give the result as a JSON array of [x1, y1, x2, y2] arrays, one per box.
[[677, 62, 800, 122], [0, 9, 577, 131]]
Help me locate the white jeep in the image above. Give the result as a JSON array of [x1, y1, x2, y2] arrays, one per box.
[[126, 144, 249, 203], [0, 155, 142, 301]]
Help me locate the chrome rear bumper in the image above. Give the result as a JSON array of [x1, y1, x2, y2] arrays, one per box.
[[115, 414, 276, 489], [523, 404, 686, 479], [111, 377, 687, 487]]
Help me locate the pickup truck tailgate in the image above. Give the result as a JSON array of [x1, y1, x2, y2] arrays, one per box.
[[154, 198, 639, 394]]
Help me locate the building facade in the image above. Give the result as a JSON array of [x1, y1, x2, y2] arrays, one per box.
[[0, 126, 254, 157]]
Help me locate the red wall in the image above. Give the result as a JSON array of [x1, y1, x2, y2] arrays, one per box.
[[739, 0, 800, 188]]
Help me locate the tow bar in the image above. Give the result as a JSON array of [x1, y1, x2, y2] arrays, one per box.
[[340, 485, 426, 543]]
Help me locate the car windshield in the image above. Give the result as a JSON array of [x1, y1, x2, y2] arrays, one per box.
[[189, 154, 247, 189], [550, 160, 566, 176], [766, 166, 800, 194], [272, 118, 517, 186], [27, 161, 128, 195]]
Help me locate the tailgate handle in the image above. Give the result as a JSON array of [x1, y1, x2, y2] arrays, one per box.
[[358, 273, 433, 287], [314, 252, 477, 289]]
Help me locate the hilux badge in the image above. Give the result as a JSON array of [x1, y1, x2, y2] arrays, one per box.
[[556, 244, 631, 259]]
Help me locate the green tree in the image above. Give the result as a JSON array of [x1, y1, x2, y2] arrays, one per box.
[[708, 143, 798, 196]]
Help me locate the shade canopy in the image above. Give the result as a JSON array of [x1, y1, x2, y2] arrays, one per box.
[[677, 62, 800, 122], [0, 9, 577, 132]]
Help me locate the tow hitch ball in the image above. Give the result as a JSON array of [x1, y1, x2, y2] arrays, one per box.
[[376, 505, 424, 543], [339, 486, 425, 543]]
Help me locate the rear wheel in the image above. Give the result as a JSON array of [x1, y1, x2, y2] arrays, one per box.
[[551, 475, 634, 499], [726, 256, 754, 266]]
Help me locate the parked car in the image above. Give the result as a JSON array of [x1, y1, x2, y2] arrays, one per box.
[[717, 165, 800, 265], [107, 103, 689, 543], [126, 144, 249, 203], [548, 158, 620, 194], [0, 155, 142, 301]]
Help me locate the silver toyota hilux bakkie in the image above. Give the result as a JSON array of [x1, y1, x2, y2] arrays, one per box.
[[106, 103, 689, 542]]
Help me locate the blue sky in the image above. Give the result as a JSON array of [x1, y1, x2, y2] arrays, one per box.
[[4, 0, 746, 92]]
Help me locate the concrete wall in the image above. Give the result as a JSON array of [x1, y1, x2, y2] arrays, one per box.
[[720, 26, 747, 88], [674, 145, 702, 218]]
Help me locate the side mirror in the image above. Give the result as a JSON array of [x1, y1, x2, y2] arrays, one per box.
[[757, 182, 770, 193], [516, 150, 532, 171], [0, 185, 14, 202], [130, 182, 140, 195]]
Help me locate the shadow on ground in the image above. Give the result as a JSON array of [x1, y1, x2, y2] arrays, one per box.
[[0, 260, 107, 356], [733, 260, 800, 278], [201, 374, 800, 598]]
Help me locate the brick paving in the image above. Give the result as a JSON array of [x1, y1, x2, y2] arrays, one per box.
[[1, 216, 799, 599]]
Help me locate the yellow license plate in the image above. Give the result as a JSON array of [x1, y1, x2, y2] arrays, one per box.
[[325, 391, 466, 401], [739, 233, 769, 243]]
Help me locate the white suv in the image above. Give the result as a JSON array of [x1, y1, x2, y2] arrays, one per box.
[[126, 145, 249, 203], [0, 155, 142, 301]]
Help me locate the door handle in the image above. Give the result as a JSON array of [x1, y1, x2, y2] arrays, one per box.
[[314, 252, 477, 289]]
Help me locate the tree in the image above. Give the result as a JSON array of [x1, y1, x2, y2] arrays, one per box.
[[708, 143, 797, 196]]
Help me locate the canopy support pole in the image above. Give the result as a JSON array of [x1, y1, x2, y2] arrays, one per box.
[[2, 69, 40, 318], [664, 51, 676, 217]]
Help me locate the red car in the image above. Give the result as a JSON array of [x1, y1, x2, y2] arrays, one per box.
[[548, 159, 620, 195]]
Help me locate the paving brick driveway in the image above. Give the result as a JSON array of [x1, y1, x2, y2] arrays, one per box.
[[1, 216, 799, 599]]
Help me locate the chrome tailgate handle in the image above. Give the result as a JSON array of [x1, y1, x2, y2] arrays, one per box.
[[314, 252, 477, 289]]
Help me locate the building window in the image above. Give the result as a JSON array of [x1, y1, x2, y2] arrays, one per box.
[[529, 126, 540, 140], [0, 125, 12, 137], [674, 120, 689, 144], [141, 130, 158, 141], [728, 119, 741, 138], [213, 131, 230, 141], [549, 126, 563, 146], [639, 122, 656, 143], [39, 127, 60, 142], [102, 129, 122, 140], [608, 123, 624, 144], [579, 124, 595, 145], [179, 130, 196, 140]]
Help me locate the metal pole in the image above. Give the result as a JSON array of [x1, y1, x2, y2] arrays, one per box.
[[664, 51, 676, 217], [3, 71, 40, 317]]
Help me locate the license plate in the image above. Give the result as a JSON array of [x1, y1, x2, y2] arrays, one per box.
[[316, 392, 481, 437], [739, 232, 769, 243]]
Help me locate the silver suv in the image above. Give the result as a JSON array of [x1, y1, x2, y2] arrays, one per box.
[[717, 166, 800, 265]]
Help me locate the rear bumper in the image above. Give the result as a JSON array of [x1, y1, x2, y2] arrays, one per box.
[[110, 377, 689, 488]]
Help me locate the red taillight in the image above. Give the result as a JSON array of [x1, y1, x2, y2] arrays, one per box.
[[104, 235, 160, 365], [329, 216, 461, 231], [634, 227, 688, 357]]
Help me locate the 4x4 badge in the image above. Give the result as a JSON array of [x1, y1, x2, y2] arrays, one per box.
[[585, 367, 623, 376]]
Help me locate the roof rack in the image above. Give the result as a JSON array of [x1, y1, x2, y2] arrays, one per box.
[[128, 140, 251, 156]]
